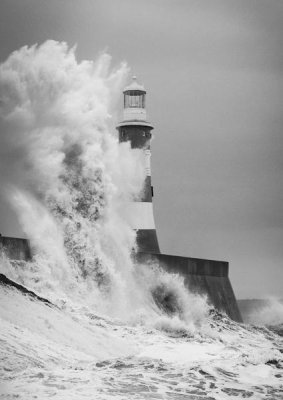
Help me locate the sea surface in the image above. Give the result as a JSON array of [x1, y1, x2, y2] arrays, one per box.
[[1, 269, 282, 400]]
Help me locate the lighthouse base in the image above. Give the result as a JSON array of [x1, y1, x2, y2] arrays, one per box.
[[136, 229, 160, 253]]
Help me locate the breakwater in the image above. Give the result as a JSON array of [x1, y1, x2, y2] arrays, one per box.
[[137, 252, 242, 322], [0, 236, 31, 261], [0, 236, 242, 322]]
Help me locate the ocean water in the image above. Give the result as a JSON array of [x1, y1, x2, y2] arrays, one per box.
[[0, 266, 283, 400], [0, 41, 282, 399]]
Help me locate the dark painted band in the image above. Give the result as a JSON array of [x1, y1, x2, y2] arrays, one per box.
[[136, 229, 160, 254], [117, 125, 153, 149]]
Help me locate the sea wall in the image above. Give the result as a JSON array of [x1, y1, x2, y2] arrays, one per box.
[[136, 252, 242, 322], [0, 236, 32, 261], [0, 236, 242, 321]]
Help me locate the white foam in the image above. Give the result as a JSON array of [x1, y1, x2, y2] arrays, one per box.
[[246, 298, 283, 326]]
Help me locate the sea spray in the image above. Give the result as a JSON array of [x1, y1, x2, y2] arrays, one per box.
[[243, 298, 283, 327], [0, 40, 209, 330], [0, 41, 140, 306], [133, 263, 209, 333]]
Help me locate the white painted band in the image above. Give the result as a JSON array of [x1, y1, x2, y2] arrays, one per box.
[[120, 202, 156, 229], [123, 108, 147, 122]]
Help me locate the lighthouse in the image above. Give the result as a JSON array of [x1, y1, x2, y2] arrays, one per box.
[[116, 76, 160, 253], [115, 76, 242, 321]]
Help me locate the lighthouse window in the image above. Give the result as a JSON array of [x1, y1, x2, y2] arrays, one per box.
[[124, 91, 145, 108], [129, 93, 140, 108], [130, 95, 138, 107]]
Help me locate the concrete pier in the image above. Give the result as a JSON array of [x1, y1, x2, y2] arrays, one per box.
[[0, 235, 242, 321], [0, 236, 31, 261], [137, 252, 242, 322]]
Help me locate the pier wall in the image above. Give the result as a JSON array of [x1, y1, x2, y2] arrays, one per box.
[[136, 252, 242, 322], [0, 236, 32, 261], [0, 236, 242, 322]]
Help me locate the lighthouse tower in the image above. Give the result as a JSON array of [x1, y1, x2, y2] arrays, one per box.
[[117, 76, 160, 253]]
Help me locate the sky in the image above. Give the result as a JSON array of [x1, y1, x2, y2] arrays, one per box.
[[0, 0, 282, 299]]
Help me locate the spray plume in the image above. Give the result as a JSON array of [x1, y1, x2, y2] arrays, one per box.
[[0, 41, 208, 328]]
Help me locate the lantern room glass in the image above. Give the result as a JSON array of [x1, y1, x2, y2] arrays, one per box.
[[124, 91, 145, 108]]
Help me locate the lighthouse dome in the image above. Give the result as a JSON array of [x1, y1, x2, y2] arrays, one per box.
[[123, 76, 146, 93]]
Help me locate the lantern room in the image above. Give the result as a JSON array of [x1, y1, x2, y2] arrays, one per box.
[[124, 76, 146, 109], [124, 90, 145, 108], [122, 76, 148, 123]]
